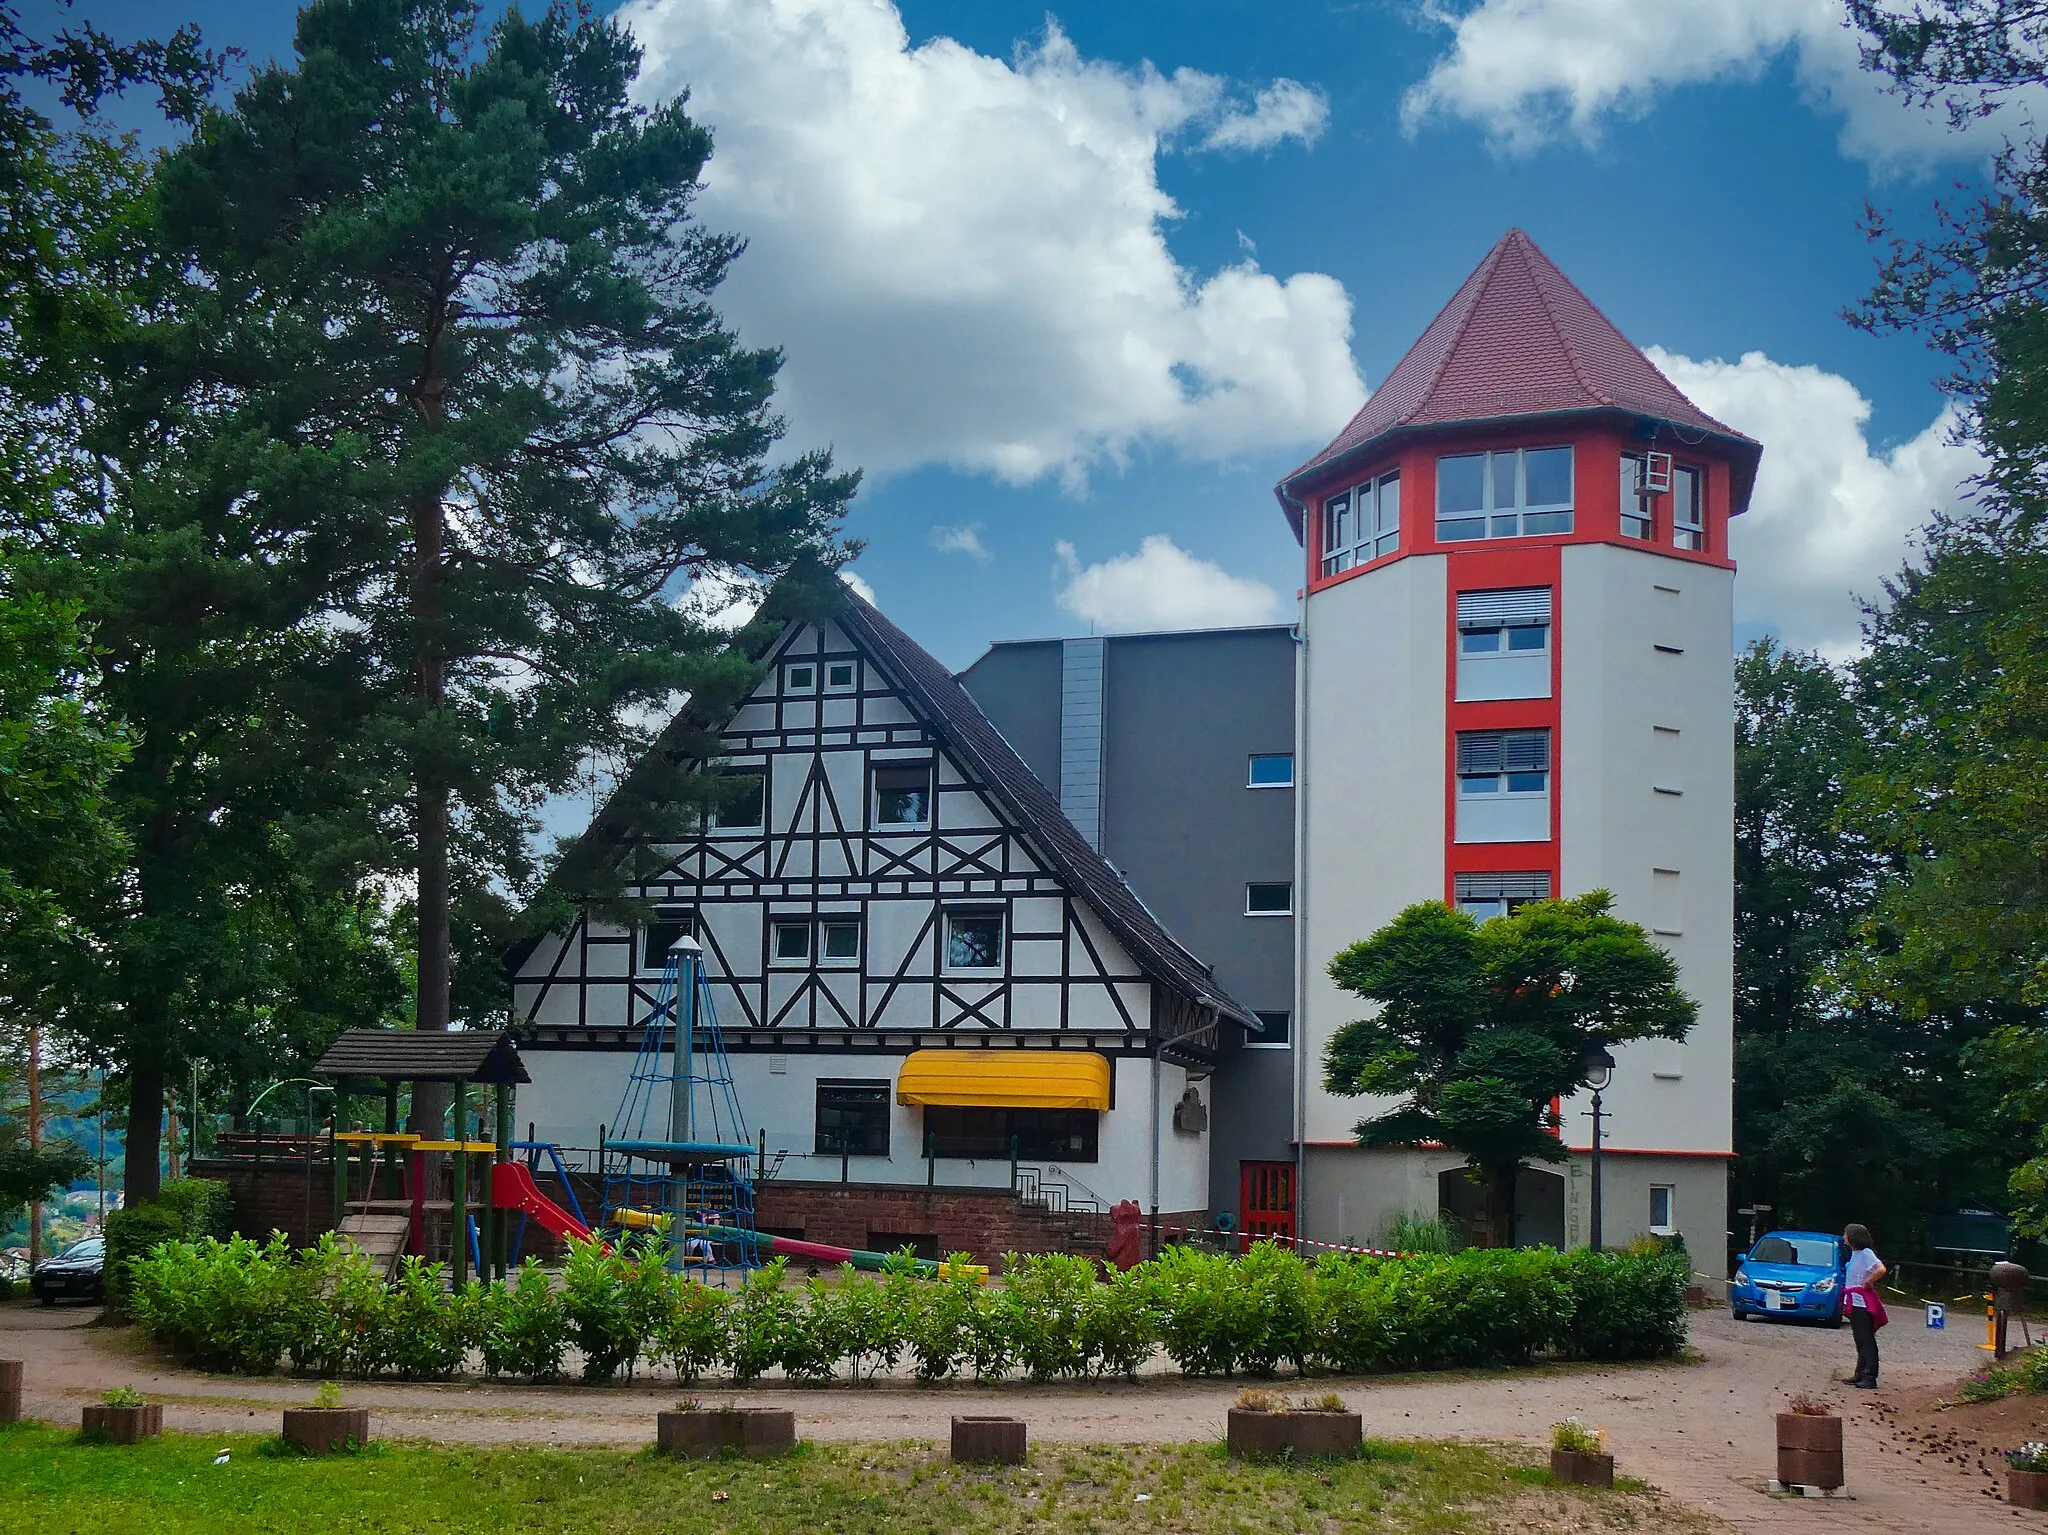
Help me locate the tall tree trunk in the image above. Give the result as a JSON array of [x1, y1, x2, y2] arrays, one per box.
[[407, 471, 450, 1141], [124, 1055, 165, 1204], [26, 1022, 41, 1266], [1484, 1160, 1520, 1250]]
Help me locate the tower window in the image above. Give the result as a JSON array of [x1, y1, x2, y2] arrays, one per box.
[[1437, 447, 1573, 542], [1455, 588, 1552, 702], [1454, 871, 1551, 922], [1671, 465, 1704, 551], [1321, 470, 1401, 575], [1456, 729, 1551, 795], [872, 761, 934, 827]]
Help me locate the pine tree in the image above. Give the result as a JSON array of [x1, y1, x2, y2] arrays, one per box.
[[148, 0, 856, 1112]]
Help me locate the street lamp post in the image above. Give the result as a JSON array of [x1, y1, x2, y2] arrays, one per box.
[[1581, 1047, 1616, 1254]]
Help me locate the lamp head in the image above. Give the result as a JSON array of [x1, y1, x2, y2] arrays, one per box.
[[1581, 1046, 1616, 1092]]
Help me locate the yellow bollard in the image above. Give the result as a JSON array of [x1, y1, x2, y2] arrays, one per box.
[[1982, 1291, 1998, 1352]]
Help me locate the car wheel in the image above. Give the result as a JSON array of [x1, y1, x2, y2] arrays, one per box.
[[1731, 1308, 1747, 1321], [39, 1293, 55, 1307]]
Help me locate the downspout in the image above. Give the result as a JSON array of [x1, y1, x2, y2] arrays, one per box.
[[1282, 485, 1312, 1254], [1149, 1046, 1162, 1258]]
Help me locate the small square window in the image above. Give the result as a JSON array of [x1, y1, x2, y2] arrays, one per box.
[[1245, 882, 1293, 916], [785, 663, 816, 691], [822, 922, 861, 961], [1250, 1010, 1291, 1046], [772, 921, 810, 963], [710, 768, 764, 829], [1247, 754, 1294, 788], [945, 911, 1004, 970], [873, 762, 933, 827], [1649, 1184, 1675, 1235], [642, 911, 696, 968], [827, 662, 856, 689]]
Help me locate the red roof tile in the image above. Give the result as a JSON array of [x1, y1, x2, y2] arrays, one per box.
[[1278, 230, 1759, 522]]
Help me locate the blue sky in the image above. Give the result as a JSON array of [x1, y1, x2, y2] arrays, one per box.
[[45, 0, 1995, 665]]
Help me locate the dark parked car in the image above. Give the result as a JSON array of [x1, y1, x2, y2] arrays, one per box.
[[1729, 1229, 1844, 1326], [30, 1235, 105, 1305]]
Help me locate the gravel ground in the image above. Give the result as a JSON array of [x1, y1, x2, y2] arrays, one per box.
[[2, 1298, 2038, 1532]]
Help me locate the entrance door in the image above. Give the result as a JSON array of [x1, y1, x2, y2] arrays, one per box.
[[1240, 1161, 1296, 1251]]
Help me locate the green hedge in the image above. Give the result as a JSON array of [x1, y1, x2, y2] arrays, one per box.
[[103, 1178, 232, 1313], [125, 1233, 1688, 1383]]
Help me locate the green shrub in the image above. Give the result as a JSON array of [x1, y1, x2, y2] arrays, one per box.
[[1381, 1211, 1465, 1254], [121, 1228, 1689, 1386], [103, 1177, 232, 1311]]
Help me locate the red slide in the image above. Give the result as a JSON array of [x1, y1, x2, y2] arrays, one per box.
[[491, 1160, 594, 1245]]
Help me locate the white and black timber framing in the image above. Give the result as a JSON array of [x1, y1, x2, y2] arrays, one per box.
[[509, 589, 1257, 1070]]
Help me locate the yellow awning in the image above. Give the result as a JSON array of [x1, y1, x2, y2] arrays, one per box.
[[896, 1050, 1111, 1111]]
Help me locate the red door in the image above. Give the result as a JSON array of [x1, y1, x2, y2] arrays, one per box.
[[1240, 1161, 1296, 1251]]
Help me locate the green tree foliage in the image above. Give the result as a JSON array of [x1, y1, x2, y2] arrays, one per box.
[[145, 0, 856, 1077], [1842, 3, 2048, 1239], [1323, 893, 1695, 1248]]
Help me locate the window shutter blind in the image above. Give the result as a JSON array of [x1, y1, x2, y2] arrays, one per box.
[[1456, 587, 1552, 629], [1502, 730, 1551, 772], [1456, 732, 1503, 775], [1454, 872, 1552, 902]]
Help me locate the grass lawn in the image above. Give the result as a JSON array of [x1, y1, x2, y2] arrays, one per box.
[[0, 1423, 1712, 1534]]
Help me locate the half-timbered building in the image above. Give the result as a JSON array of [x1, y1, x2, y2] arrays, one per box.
[[511, 591, 1258, 1231]]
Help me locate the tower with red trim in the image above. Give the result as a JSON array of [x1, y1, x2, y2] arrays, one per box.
[[1276, 230, 1757, 1258]]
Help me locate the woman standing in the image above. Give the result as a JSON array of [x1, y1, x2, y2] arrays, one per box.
[[1842, 1223, 1889, 1388]]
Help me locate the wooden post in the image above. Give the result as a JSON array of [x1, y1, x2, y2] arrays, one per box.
[[493, 1084, 512, 1280], [25, 1022, 40, 1268], [331, 1121, 346, 1232]]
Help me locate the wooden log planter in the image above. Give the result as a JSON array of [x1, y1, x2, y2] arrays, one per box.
[[656, 1406, 797, 1459], [281, 1407, 372, 1456], [0, 1359, 20, 1425], [2011, 1469, 2048, 1511], [1226, 1406, 1362, 1461], [1774, 1411, 1843, 1492], [80, 1404, 162, 1444], [1549, 1448, 1615, 1487], [951, 1415, 1027, 1466]]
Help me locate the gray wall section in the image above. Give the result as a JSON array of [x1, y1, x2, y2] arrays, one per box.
[[962, 625, 1299, 1225]]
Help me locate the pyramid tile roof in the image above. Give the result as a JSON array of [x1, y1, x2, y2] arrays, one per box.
[[1277, 229, 1760, 532]]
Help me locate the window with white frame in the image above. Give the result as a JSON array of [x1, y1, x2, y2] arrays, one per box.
[[641, 910, 696, 969], [872, 761, 934, 828], [944, 909, 1003, 971], [771, 920, 811, 964], [1436, 447, 1573, 541], [826, 661, 857, 690], [1247, 753, 1294, 788], [1245, 882, 1293, 916], [784, 661, 816, 691], [1456, 588, 1552, 701], [1320, 470, 1401, 576], [1454, 729, 1552, 843], [1250, 1010, 1291, 1047], [1620, 453, 1654, 540], [1671, 465, 1704, 551], [1456, 729, 1550, 795], [708, 765, 765, 829], [1454, 871, 1551, 922], [1649, 1184, 1676, 1235], [821, 920, 861, 963]]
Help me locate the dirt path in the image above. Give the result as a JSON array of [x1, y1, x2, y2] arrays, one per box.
[[2, 1300, 2036, 1532]]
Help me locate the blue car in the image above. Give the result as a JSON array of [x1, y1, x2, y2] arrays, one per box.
[[1730, 1229, 1844, 1326]]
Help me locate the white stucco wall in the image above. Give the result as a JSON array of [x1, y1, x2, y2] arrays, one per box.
[[1298, 555, 1449, 1145], [512, 1046, 1203, 1213], [1557, 543, 1734, 1158]]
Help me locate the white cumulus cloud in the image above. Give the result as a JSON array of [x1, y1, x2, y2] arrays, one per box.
[[1207, 79, 1331, 151], [929, 524, 993, 564], [619, 0, 1364, 487], [839, 568, 878, 606], [1403, 0, 2031, 167], [1646, 347, 1982, 657], [1054, 536, 1284, 632]]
